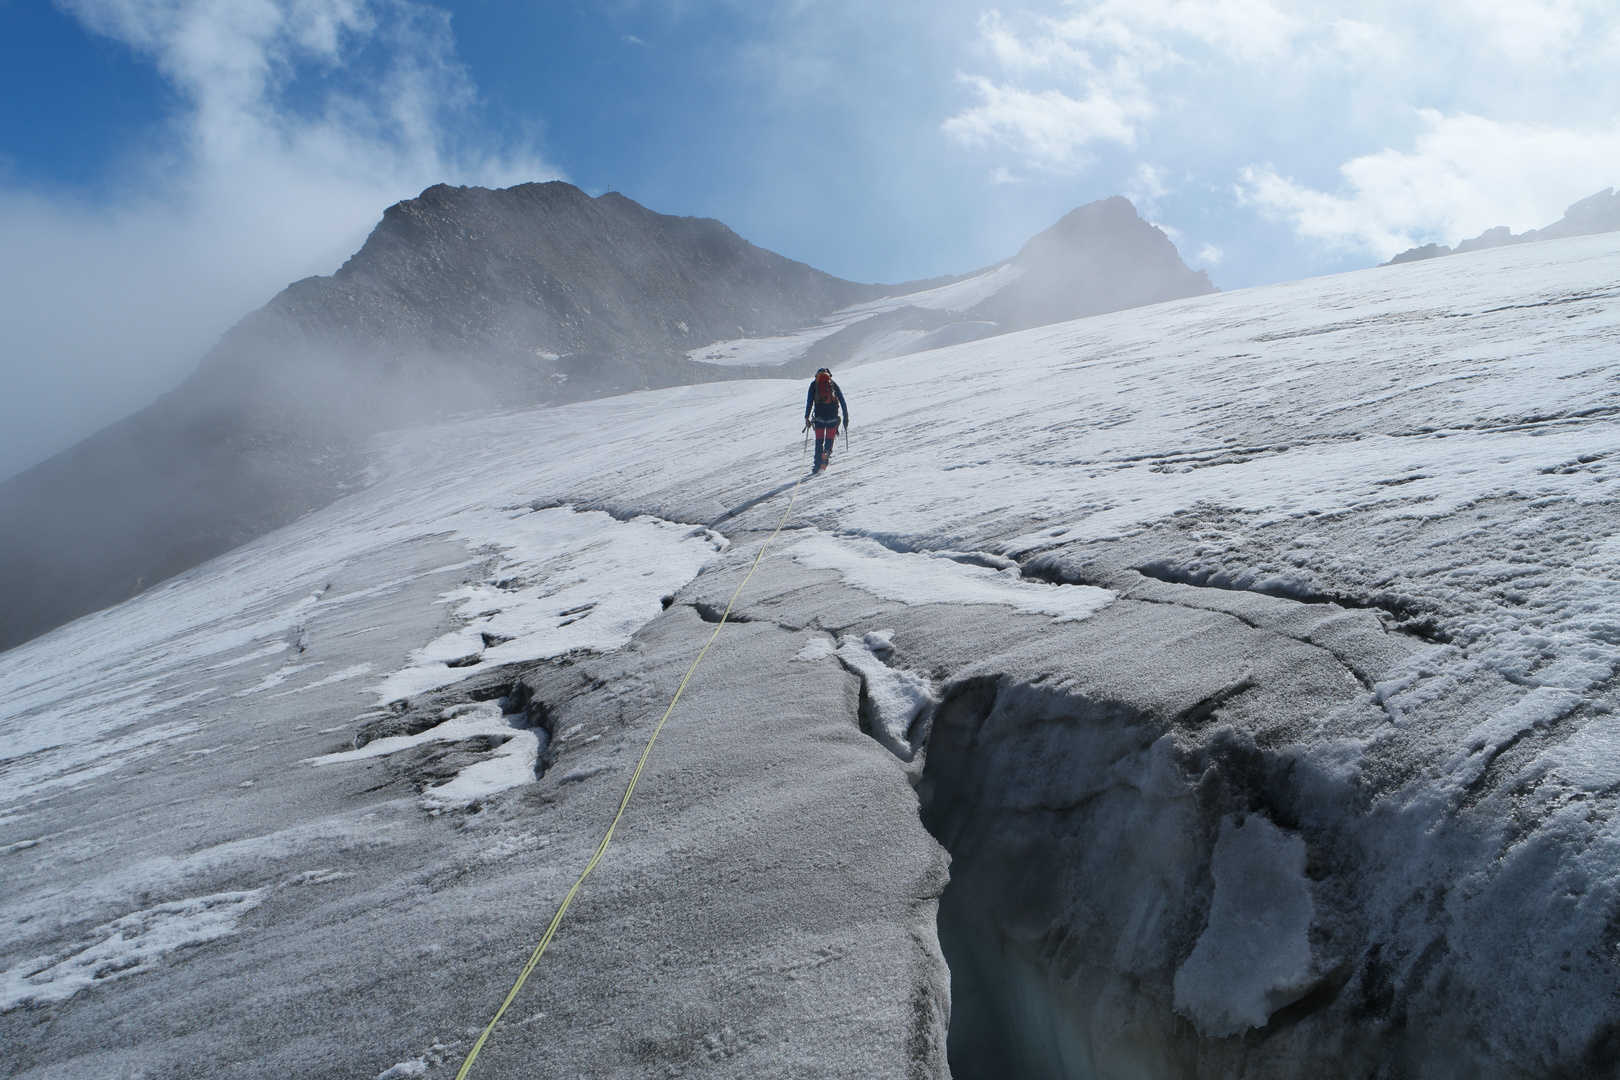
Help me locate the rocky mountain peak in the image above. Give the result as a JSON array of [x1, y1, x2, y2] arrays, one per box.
[[203, 181, 875, 407], [972, 195, 1216, 331]]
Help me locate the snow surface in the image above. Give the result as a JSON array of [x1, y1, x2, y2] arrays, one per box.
[[0, 495, 718, 806], [307, 701, 540, 811], [4, 231, 1620, 1076], [836, 263, 1025, 318], [685, 321, 856, 367], [1, 891, 263, 1011], [790, 532, 1113, 621], [1172, 815, 1314, 1036], [687, 263, 1020, 369], [371, 508, 728, 703]]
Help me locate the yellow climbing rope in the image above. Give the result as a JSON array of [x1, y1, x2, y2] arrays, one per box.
[[454, 445, 813, 1079]]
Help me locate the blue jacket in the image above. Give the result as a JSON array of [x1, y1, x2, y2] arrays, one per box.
[[805, 380, 849, 427]]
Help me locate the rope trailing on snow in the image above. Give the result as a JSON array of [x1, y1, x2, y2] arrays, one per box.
[[453, 442, 813, 1080]]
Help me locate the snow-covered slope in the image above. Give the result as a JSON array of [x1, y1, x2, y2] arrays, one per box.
[[685, 262, 1025, 369], [687, 195, 1213, 376], [4, 232, 1620, 1079]]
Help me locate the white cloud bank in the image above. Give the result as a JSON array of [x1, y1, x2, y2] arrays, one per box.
[[1238, 110, 1620, 257], [0, 0, 555, 481], [941, 0, 1299, 173], [940, 0, 1620, 263]]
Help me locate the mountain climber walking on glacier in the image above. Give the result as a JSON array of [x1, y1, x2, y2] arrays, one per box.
[[804, 368, 850, 474]]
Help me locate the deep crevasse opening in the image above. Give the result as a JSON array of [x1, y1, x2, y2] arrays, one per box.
[[937, 887, 1172, 1080], [916, 677, 1187, 1080]]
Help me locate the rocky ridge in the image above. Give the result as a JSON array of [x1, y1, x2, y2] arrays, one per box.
[[1384, 186, 1620, 265]]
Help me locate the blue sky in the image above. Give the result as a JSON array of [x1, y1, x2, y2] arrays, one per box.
[[2, 0, 1618, 480]]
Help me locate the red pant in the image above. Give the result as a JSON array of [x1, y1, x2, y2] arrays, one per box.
[[814, 424, 838, 466]]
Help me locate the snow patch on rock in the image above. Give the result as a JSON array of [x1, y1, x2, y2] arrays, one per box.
[[308, 701, 541, 811]]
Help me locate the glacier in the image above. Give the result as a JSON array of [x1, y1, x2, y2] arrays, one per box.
[[3, 232, 1620, 1077]]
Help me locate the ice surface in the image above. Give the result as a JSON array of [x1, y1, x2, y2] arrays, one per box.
[[268, 663, 372, 698], [372, 508, 727, 703], [793, 636, 837, 662], [686, 320, 858, 367], [835, 263, 1026, 317], [5, 231, 1620, 1077], [0, 891, 263, 1011], [895, 321, 1000, 355], [687, 263, 1020, 369], [375, 1060, 428, 1079], [0, 500, 719, 803]]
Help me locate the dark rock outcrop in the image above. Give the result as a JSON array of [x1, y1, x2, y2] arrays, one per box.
[[1383, 187, 1620, 266], [0, 185, 1215, 653]]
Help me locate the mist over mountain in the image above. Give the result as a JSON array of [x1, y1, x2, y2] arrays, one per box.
[[967, 196, 1215, 331], [0, 183, 1214, 654], [1384, 187, 1620, 265], [220, 182, 885, 407]]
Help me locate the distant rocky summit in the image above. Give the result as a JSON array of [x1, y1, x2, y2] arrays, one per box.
[[1384, 187, 1620, 265], [968, 196, 1214, 330], [0, 183, 1213, 653]]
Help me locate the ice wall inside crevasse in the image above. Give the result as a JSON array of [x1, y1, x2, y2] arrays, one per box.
[[913, 621, 1620, 1080]]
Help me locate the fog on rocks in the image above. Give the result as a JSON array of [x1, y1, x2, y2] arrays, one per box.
[[3, 189, 1618, 1080]]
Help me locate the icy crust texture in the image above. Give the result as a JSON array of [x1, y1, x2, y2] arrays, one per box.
[[0, 490, 719, 804], [1172, 815, 1315, 1036], [5, 231, 1620, 1076], [921, 662, 1609, 1080]]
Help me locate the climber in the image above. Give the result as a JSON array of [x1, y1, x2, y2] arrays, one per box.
[[803, 368, 850, 474]]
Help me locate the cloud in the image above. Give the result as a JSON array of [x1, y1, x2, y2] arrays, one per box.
[[1124, 162, 1170, 211], [1237, 109, 1620, 257], [933, 0, 1620, 284], [1116, 0, 1301, 59], [943, 74, 1146, 168], [1321, 16, 1403, 70], [0, 0, 555, 480], [940, 1, 1302, 172], [941, 8, 1153, 171], [1445, 0, 1603, 63]]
